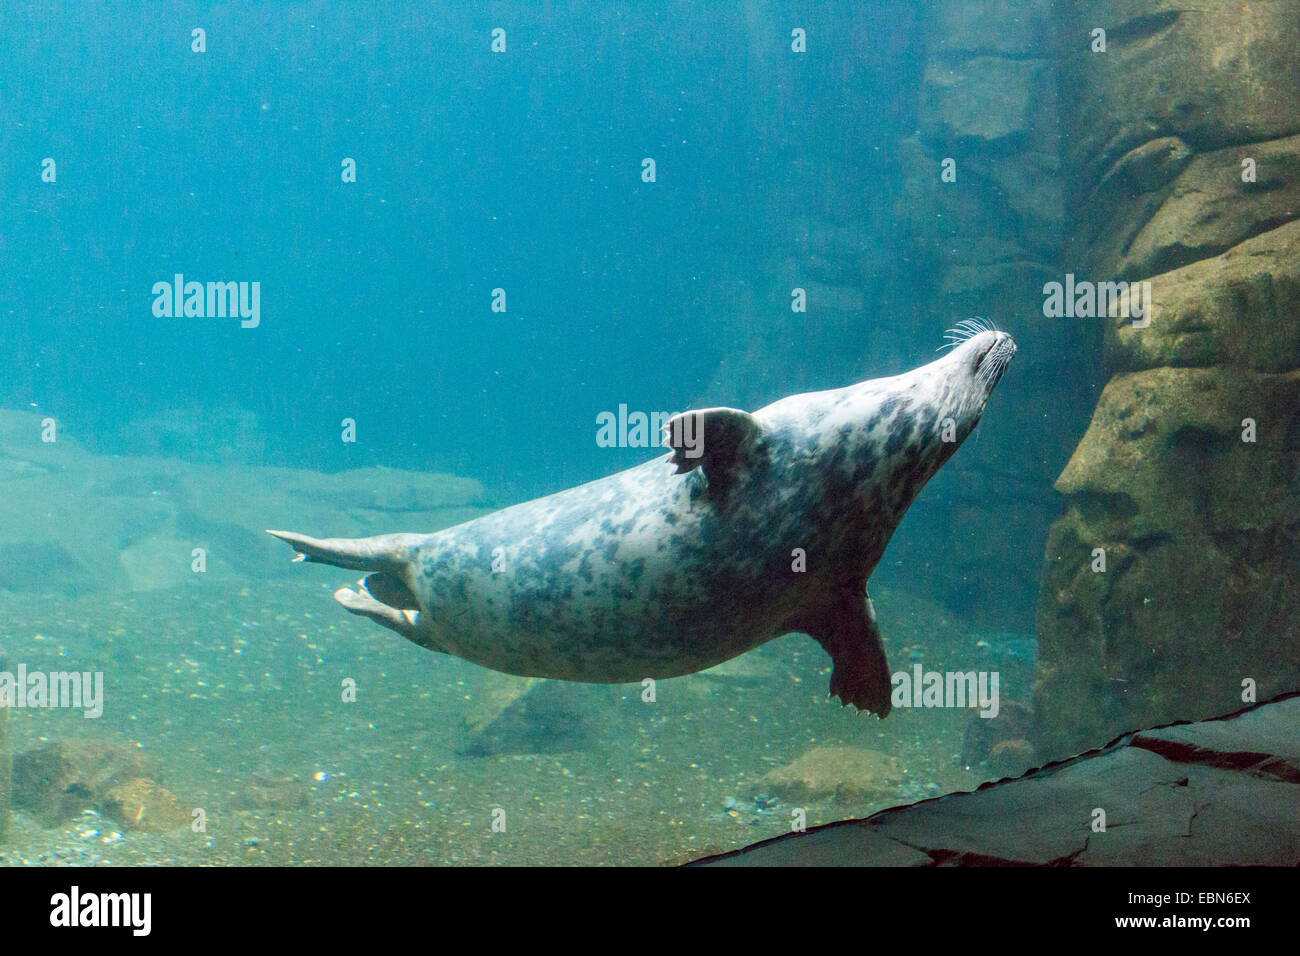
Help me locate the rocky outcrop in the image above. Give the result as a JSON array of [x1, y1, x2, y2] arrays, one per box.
[[693, 694, 1300, 866], [899, 0, 1066, 309], [1108, 135, 1300, 281], [700, 2, 1077, 631], [1037, 2, 1300, 758], [1059, 2, 1300, 201], [1038, 365, 1300, 753], [1107, 220, 1300, 373]]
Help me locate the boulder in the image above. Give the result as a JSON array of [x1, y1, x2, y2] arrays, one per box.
[[100, 777, 191, 833], [757, 746, 902, 805], [458, 677, 601, 757], [12, 738, 156, 827], [961, 699, 1037, 777]]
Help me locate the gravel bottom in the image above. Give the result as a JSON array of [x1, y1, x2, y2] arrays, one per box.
[[0, 581, 1030, 866]]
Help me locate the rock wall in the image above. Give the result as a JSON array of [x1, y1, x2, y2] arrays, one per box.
[[1035, 2, 1300, 757], [890, 0, 1080, 628]]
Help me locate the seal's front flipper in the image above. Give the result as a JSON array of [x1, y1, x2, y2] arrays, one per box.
[[796, 590, 893, 717], [662, 407, 763, 502]]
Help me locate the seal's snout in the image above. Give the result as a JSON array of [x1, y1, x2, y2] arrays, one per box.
[[972, 331, 1016, 374], [966, 332, 1016, 398]]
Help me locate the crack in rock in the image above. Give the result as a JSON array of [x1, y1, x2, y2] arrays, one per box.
[[1130, 735, 1300, 784]]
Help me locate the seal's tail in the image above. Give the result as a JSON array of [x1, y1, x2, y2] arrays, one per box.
[[267, 529, 426, 643]]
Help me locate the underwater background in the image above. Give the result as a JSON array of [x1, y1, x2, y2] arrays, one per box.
[[1, 0, 1297, 865]]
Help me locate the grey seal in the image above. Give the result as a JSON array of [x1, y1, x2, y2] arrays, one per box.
[[269, 324, 1015, 716]]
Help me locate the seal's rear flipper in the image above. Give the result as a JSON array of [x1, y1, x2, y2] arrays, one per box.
[[266, 529, 417, 572], [269, 529, 441, 650], [795, 590, 893, 717], [334, 585, 424, 644], [361, 571, 420, 610]]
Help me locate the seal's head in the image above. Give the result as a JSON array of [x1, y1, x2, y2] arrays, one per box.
[[806, 319, 1016, 525], [930, 318, 1018, 441]]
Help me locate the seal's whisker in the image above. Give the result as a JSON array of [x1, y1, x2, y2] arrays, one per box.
[[938, 317, 992, 351]]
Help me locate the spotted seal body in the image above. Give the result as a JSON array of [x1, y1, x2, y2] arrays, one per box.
[[270, 327, 1015, 716]]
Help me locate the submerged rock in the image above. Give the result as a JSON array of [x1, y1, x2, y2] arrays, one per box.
[[100, 777, 190, 833], [1107, 220, 1300, 374], [697, 653, 780, 687], [0, 541, 94, 595], [460, 673, 539, 743], [116, 404, 265, 464], [961, 699, 1036, 777], [1116, 134, 1300, 280], [1059, 2, 1300, 194], [1036, 364, 1300, 757], [11, 738, 189, 832], [13, 739, 154, 826], [0, 407, 490, 597], [1042, 0, 1300, 764], [758, 746, 902, 805]]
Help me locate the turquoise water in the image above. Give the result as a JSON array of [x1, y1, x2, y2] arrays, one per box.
[[1, 1, 924, 503]]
